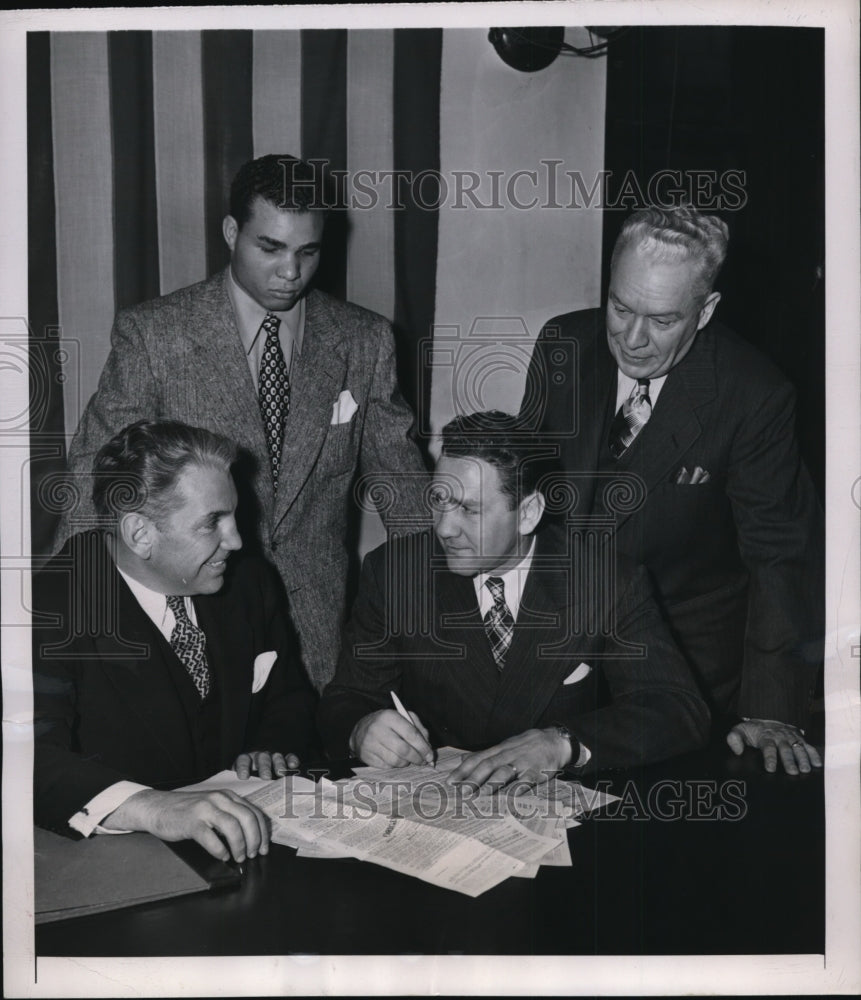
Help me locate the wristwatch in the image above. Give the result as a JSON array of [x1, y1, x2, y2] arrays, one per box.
[[549, 723, 581, 768]]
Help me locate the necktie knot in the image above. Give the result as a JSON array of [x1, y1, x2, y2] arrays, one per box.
[[609, 377, 653, 458], [486, 576, 506, 605], [166, 594, 189, 620], [262, 311, 280, 336]]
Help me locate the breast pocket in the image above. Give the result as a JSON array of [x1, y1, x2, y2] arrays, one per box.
[[319, 417, 358, 476]]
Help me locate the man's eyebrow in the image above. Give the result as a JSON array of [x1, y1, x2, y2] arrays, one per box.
[[257, 235, 286, 249], [609, 292, 681, 319], [194, 509, 231, 525], [256, 234, 321, 251]]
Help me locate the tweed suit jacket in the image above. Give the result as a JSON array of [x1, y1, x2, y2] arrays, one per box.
[[62, 271, 430, 691], [33, 531, 318, 835], [318, 527, 711, 772], [521, 309, 824, 728]]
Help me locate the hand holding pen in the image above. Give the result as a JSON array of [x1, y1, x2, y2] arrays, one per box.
[[347, 690, 436, 768], [390, 691, 436, 769]]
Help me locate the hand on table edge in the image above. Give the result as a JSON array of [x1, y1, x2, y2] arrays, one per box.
[[726, 718, 822, 775], [100, 787, 271, 862], [233, 750, 301, 780]]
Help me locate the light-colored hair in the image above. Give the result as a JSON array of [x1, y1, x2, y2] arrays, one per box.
[[611, 206, 730, 299], [92, 419, 238, 525]]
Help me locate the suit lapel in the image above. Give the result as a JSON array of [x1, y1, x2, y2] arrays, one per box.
[[432, 559, 500, 717], [185, 271, 272, 468], [488, 539, 578, 734], [274, 290, 346, 520], [194, 586, 252, 761], [613, 328, 718, 529], [89, 543, 197, 769], [567, 314, 615, 516]]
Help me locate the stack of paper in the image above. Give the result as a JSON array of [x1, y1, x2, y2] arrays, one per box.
[[240, 748, 617, 897]]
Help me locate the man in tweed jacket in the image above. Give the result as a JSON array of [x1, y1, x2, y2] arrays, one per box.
[[60, 154, 429, 691]]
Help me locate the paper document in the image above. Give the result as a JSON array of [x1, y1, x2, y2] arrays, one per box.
[[240, 748, 616, 897]]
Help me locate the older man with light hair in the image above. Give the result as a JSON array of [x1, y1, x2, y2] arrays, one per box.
[[521, 205, 824, 775]]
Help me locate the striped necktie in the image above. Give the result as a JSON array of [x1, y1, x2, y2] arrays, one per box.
[[608, 378, 652, 458], [483, 576, 515, 670]]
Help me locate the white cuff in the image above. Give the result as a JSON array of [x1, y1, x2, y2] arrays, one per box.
[[574, 742, 591, 768], [68, 780, 151, 837]]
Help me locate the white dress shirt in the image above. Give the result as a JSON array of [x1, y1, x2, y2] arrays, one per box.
[[472, 539, 590, 768], [473, 539, 536, 622], [614, 369, 668, 412], [227, 266, 305, 389]]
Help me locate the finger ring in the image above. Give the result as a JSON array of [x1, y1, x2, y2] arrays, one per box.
[[507, 764, 518, 775], [791, 740, 803, 748]]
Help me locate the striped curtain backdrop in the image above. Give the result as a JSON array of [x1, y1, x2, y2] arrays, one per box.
[[27, 28, 443, 555]]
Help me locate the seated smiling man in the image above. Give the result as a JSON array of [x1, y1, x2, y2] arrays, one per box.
[[318, 410, 710, 788], [33, 420, 316, 862]]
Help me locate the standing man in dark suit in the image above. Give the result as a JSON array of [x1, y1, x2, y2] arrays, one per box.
[[35, 420, 317, 863], [60, 154, 429, 692], [521, 206, 824, 775], [318, 411, 710, 784]]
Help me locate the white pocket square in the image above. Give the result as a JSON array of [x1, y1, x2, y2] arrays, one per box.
[[252, 651, 278, 694], [331, 389, 358, 425], [563, 662, 592, 685]]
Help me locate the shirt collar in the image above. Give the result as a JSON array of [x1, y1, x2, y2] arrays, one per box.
[[615, 368, 669, 409], [115, 564, 176, 631], [473, 537, 536, 623], [226, 266, 305, 357]]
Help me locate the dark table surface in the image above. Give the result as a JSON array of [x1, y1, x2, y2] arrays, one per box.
[[35, 733, 824, 957]]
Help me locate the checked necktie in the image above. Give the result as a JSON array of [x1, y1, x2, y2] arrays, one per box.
[[166, 595, 210, 699], [483, 577, 515, 670], [608, 378, 652, 458], [257, 312, 290, 490]]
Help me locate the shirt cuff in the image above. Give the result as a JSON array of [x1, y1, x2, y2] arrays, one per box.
[[573, 742, 591, 768], [68, 781, 151, 837]]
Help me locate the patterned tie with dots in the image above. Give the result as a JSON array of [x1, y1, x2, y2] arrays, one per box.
[[258, 312, 290, 490], [483, 577, 515, 670], [608, 378, 652, 458], [166, 595, 210, 699]]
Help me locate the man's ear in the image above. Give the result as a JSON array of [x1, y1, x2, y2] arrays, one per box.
[[119, 512, 154, 558], [697, 290, 721, 331], [518, 491, 546, 536], [222, 214, 239, 253]]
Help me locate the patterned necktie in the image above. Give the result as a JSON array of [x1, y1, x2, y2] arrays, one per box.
[[166, 595, 210, 699], [257, 312, 290, 490], [483, 577, 515, 670], [608, 378, 652, 458]]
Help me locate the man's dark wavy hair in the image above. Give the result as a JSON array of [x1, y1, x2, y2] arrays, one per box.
[[440, 410, 544, 508], [92, 419, 237, 526], [229, 153, 333, 227]]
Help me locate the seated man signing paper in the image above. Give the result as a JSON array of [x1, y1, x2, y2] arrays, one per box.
[[318, 411, 710, 789], [33, 420, 317, 862]]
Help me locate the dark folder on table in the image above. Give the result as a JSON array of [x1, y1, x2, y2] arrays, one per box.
[[34, 827, 241, 924]]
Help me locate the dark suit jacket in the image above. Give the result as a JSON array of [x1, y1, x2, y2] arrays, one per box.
[[522, 309, 823, 728], [318, 528, 710, 773], [61, 272, 429, 690], [33, 531, 318, 835]]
